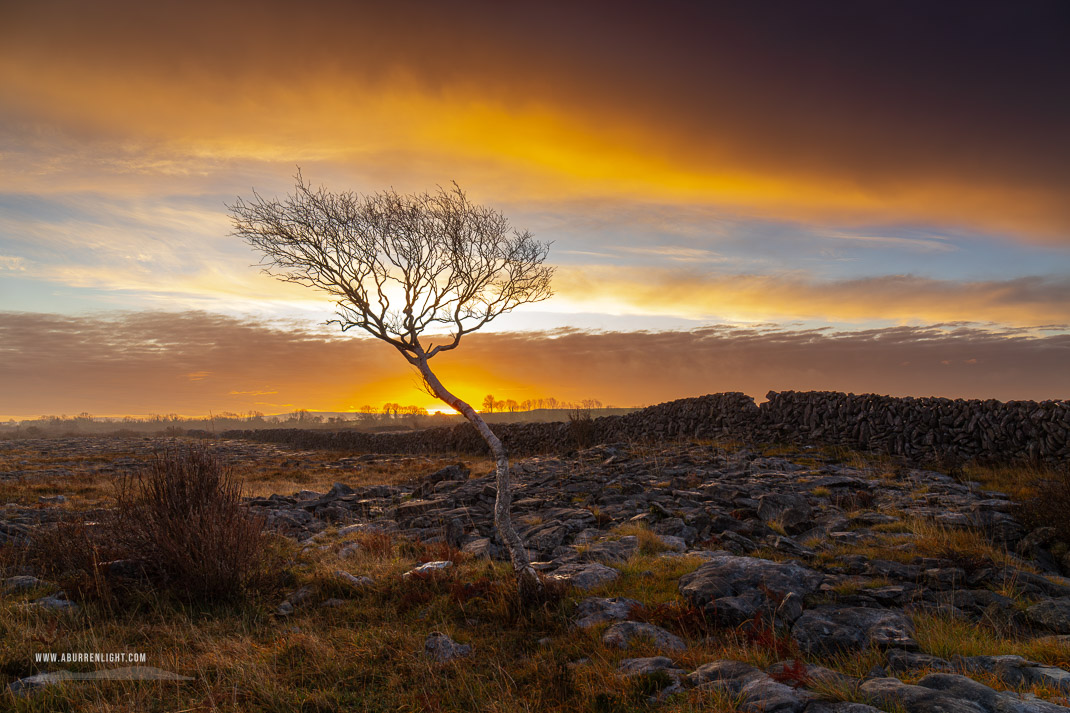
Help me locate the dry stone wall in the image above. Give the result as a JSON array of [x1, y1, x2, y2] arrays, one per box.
[[219, 391, 1069, 464], [760, 390, 1070, 464]]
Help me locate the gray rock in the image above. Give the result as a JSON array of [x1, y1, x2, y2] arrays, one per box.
[[602, 621, 686, 652], [792, 607, 917, 655], [956, 654, 1070, 693], [887, 649, 955, 673], [917, 672, 1070, 713], [802, 704, 884, 713], [573, 596, 641, 628], [334, 570, 374, 589], [580, 536, 638, 564], [461, 537, 499, 559], [757, 493, 813, 535], [617, 656, 681, 676], [28, 595, 79, 612], [859, 677, 986, 713], [689, 660, 811, 713], [404, 560, 452, 577], [1027, 598, 1070, 634], [3, 575, 43, 593], [548, 562, 620, 590], [444, 518, 465, 548], [679, 555, 823, 624], [424, 632, 472, 662]]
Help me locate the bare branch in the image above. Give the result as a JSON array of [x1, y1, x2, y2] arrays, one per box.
[[228, 174, 554, 356]]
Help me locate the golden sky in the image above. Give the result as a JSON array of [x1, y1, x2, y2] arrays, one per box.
[[1, 1, 1068, 417]]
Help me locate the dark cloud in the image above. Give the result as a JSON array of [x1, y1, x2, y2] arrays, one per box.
[[1, 311, 1066, 418], [4, 0, 1069, 236]]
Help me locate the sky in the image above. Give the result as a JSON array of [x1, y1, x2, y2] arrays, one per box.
[[1, 0, 1068, 418]]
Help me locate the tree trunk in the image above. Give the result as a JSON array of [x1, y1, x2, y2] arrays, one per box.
[[412, 356, 542, 602]]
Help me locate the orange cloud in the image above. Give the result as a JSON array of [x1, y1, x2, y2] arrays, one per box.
[[552, 267, 1070, 327], [2, 1, 1068, 240], [1, 311, 1066, 419]]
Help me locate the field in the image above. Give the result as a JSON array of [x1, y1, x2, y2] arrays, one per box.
[[1, 434, 1069, 712]]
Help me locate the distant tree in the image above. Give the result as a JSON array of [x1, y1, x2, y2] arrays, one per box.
[[505, 399, 519, 413], [230, 174, 553, 601], [482, 394, 496, 413]]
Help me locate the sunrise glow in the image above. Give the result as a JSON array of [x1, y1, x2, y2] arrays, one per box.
[[2, 1, 1068, 419]]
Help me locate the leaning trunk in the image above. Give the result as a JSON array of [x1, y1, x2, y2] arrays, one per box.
[[413, 357, 542, 602]]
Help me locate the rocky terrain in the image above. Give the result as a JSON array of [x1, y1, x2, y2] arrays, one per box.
[[2, 435, 1069, 711]]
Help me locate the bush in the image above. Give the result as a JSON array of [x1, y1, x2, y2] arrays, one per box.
[[25, 518, 122, 603], [109, 446, 268, 601], [567, 407, 598, 449]]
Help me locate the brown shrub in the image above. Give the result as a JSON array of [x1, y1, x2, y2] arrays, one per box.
[[26, 518, 122, 603], [567, 407, 598, 449], [110, 446, 268, 601]]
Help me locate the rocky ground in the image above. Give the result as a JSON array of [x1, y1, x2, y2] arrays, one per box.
[[2, 436, 1069, 712]]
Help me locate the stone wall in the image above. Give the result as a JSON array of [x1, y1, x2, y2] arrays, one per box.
[[218, 391, 1069, 464], [759, 390, 1070, 464]]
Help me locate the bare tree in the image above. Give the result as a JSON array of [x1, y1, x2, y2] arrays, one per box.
[[229, 173, 553, 601]]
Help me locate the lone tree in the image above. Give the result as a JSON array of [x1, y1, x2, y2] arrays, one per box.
[[228, 173, 553, 600]]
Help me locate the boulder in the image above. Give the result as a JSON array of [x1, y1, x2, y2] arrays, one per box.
[[792, 607, 917, 655], [859, 677, 985, 713], [602, 622, 686, 652], [1027, 598, 1070, 634], [548, 562, 619, 590], [424, 632, 472, 662], [573, 597, 642, 628], [679, 555, 823, 624], [689, 660, 811, 713]]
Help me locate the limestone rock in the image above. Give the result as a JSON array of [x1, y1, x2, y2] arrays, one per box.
[[602, 621, 686, 652], [573, 596, 641, 628], [792, 606, 917, 655], [424, 632, 471, 662]]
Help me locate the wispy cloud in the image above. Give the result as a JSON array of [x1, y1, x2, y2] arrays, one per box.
[[1, 311, 1067, 419], [818, 231, 957, 253], [0, 255, 25, 271], [553, 266, 1070, 327], [618, 246, 728, 262]]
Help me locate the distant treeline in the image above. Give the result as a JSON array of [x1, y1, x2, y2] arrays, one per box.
[[0, 398, 631, 437]]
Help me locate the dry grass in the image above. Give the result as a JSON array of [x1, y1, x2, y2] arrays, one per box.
[[5, 437, 1070, 711]]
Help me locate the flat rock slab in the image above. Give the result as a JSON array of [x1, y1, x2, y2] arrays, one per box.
[[792, 606, 917, 655], [404, 560, 452, 577], [3, 575, 43, 593], [1027, 598, 1070, 635], [602, 621, 686, 652], [574, 596, 641, 628], [859, 677, 986, 713], [915, 673, 1070, 713], [956, 654, 1070, 693], [548, 562, 619, 590], [679, 555, 823, 624], [688, 660, 811, 713], [617, 656, 685, 677]]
